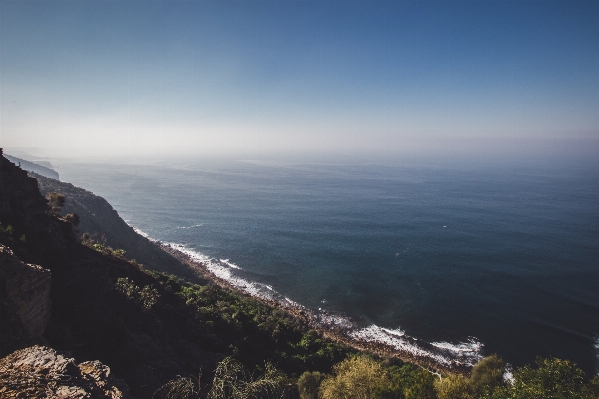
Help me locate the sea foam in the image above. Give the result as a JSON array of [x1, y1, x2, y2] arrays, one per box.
[[161, 241, 484, 368]]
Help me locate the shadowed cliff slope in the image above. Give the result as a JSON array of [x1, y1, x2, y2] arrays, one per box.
[[31, 172, 205, 283]]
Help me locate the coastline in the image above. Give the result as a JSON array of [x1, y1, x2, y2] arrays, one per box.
[[156, 240, 476, 375]]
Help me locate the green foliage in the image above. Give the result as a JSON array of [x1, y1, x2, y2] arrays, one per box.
[[383, 364, 437, 399], [86, 239, 128, 259], [584, 376, 599, 398], [154, 357, 284, 399], [436, 374, 474, 399], [470, 355, 505, 393], [509, 357, 588, 399], [297, 371, 324, 399], [435, 355, 505, 399], [0, 223, 14, 236], [112, 248, 126, 257], [115, 277, 160, 310], [146, 269, 346, 374], [319, 356, 388, 399], [92, 243, 106, 252], [0, 221, 27, 252]]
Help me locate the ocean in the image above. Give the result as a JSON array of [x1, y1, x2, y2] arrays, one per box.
[[55, 155, 599, 374]]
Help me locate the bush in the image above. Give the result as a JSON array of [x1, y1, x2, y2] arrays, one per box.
[[115, 277, 160, 310], [510, 357, 587, 399], [385, 364, 437, 399], [297, 371, 324, 399], [46, 192, 65, 214], [319, 356, 388, 399], [436, 374, 474, 399], [470, 355, 505, 393]]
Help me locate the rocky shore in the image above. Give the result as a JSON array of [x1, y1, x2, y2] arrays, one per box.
[[157, 242, 470, 375]]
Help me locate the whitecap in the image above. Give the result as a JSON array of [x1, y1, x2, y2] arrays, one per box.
[[161, 240, 485, 369], [219, 259, 243, 270], [350, 325, 483, 367], [132, 227, 151, 239]]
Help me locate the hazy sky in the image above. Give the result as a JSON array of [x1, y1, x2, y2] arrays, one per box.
[[1, 1, 598, 159]]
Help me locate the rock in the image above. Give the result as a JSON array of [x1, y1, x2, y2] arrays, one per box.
[[0, 345, 130, 398], [0, 246, 51, 356]]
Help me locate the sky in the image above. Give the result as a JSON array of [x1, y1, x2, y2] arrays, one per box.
[[1, 0, 598, 160]]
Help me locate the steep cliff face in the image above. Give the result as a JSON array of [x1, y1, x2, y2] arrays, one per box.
[[0, 345, 129, 398], [0, 246, 51, 357], [0, 153, 217, 397], [4, 153, 60, 180], [31, 172, 205, 283], [0, 154, 75, 269]]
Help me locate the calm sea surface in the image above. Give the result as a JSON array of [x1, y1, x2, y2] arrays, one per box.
[[56, 156, 599, 373]]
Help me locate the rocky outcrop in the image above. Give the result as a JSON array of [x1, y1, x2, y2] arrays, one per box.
[[0, 345, 129, 398], [0, 154, 76, 270], [0, 245, 51, 357]]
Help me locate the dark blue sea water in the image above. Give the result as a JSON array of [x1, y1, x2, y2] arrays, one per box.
[[55, 155, 599, 373]]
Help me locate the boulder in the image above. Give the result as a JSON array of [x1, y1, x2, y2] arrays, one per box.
[[0, 345, 129, 398], [0, 245, 51, 356]]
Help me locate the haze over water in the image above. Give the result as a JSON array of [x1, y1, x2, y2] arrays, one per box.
[[54, 153, 599, 374]]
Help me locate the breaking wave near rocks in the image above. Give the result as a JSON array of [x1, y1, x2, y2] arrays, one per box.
[[158, 240, 484, 368]]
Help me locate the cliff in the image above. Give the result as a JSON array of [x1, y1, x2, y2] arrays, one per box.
[[0, 246, 51, 358], [0, 152, 347, 397], [30, 172, 204, 283], [4, 154, 60, 180], [0, 153, 217, 397]]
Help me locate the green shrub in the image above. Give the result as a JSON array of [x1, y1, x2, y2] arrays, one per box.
[[510, 357, 587, 399], [385, 364, 437, 399], [436, 374, 474, 399], [470, 355, 505, 393], [297, 371, 324, 399], [319, 356, 389, 399], [115, 277, 159, 310]]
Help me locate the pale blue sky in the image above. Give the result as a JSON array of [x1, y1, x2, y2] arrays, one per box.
[[1, 1, 598, 158]]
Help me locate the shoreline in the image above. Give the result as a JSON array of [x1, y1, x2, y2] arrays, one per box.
[[156, 241, 475, 375]]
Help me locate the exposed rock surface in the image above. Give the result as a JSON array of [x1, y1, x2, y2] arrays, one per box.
[[0, 246, 51, 357], [0, 345, 129, 398]]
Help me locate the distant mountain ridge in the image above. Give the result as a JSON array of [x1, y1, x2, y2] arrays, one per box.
[[4, 154, 60, 180]]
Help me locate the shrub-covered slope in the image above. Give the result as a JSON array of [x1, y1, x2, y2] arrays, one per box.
[[31, 172, 202, 282], [1, 155, 348, 397]]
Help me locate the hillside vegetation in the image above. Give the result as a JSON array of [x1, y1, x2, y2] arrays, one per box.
[[0, 155, 597, 398]]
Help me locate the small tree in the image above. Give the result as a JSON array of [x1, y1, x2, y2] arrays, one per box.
[[470, 355, 505, 393], [510, 357, 587, 399], [297, 371, 324, 399], [46, 192, 65, 215], [319, 356, 389, 399]]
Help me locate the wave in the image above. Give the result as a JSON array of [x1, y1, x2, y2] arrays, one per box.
[[132, 226, 151, 239], [350, 325, 483, 367], [124, 223, 484, 368], [165, 224, 204, 232], [159, 241, 484, 368]]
